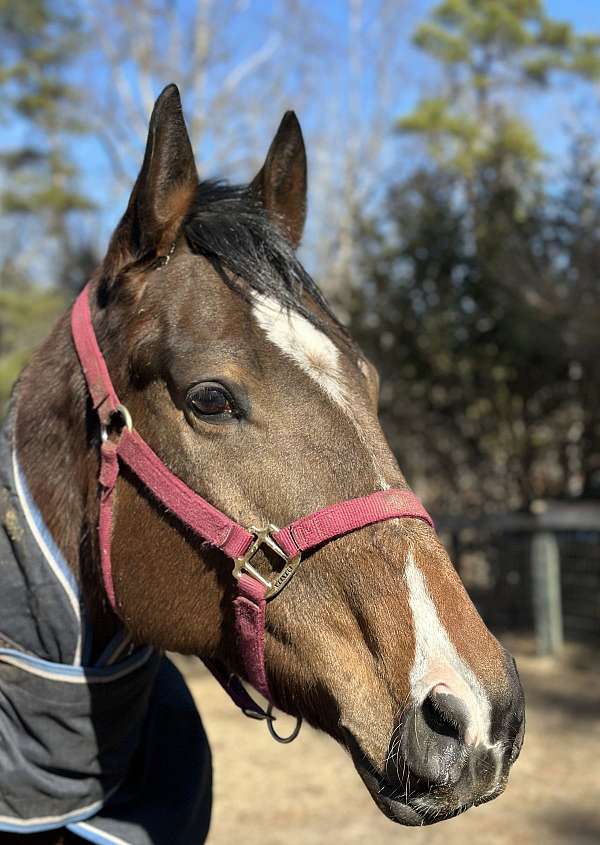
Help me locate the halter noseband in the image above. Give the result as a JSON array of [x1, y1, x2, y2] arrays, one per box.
[[71, 284, 433, 738]]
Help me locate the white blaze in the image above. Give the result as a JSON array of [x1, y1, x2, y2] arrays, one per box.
[[252, 294, 348, 408], [251, 294, 389, 487], [405, 552, 492, 747]]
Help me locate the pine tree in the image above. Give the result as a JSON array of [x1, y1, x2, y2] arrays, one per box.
[[0, 0, 92, 229], [399, 0, 600, 180], [351, 1, 600, 510], [0, 1, 95, 411]]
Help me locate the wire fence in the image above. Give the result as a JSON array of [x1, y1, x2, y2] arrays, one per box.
[[438, 504, 600, 651]]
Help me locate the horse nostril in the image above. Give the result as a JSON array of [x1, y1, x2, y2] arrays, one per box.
[[421, 693, 462, 741], [421, 685, 469, 743], [396, 688, 470, 785]]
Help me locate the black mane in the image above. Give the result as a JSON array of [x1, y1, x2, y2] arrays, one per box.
[[183, 180, 350, 341]]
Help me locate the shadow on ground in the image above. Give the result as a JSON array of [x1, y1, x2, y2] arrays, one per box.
[[178, 636, 600, 845]]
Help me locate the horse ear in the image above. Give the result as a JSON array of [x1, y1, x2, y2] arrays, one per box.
[[250, 111, 307, 249], [103, 84, 198, 285]]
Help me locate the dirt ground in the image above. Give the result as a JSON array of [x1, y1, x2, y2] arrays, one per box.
[[181, 636, 600, 845]]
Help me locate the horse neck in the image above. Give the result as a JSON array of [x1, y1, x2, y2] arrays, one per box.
[[14, 306, 118, 650]]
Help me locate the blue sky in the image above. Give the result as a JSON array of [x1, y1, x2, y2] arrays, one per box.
[[6, 0, 600, 260], [549, 0, 600, 30]]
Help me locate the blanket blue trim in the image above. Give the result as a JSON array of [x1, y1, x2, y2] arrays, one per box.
[[0, 411, 212, 844]]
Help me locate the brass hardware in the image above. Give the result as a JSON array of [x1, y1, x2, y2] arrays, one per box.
[[233, 524, 301, 600]]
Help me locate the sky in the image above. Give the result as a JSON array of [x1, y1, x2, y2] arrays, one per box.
[[5, 0, 600, 268], [86, 1, 600, 227], [549, 0, 600, 30]]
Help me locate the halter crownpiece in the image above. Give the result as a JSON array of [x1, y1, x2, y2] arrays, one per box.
[[71, 283, 433, 739]]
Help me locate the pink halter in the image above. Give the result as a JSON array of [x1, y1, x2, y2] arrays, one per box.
[[71, 284, 433, 731]]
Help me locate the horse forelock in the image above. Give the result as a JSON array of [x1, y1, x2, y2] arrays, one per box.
[[182, 179, 353, 346]]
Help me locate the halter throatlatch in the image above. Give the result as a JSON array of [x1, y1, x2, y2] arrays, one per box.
[[71, 284, 434, 742]]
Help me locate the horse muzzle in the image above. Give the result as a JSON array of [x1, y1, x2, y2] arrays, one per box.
[[348, 736, 513, 827], [343, 673, 525, 827]]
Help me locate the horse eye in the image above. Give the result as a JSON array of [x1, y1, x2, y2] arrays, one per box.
[[187, 383, 235, 418]]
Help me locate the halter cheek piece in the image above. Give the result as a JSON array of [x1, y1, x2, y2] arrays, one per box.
[[71, 284, 433, 742]]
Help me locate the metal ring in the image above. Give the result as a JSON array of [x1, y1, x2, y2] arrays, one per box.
[[100, 404, 133, 443], [115, 403, 133, 431], [266, 704, 302, 744]]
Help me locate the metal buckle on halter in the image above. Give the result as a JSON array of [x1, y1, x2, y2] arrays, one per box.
[[100, 403, 133, 443], [232, 524, 301, 600]]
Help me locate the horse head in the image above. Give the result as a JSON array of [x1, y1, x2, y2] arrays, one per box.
[[17, 84, 524, 828]]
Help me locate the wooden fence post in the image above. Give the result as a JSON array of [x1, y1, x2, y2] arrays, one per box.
[[530, 531, 564, 657]]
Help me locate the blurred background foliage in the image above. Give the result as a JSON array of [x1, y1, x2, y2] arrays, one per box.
[[2, 0, 600, 514]]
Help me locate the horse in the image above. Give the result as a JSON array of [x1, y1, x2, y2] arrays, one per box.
[[0, 84, 524, 844]]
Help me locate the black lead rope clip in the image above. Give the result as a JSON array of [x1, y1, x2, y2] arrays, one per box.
[[242, 702, 302, 744]]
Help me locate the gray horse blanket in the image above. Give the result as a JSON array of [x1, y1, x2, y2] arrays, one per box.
[[0, 413, 212, 844]]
